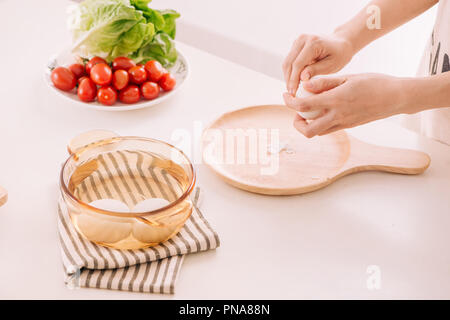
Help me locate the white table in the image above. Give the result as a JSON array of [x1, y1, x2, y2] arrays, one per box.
[[0, 0, 449, 299]]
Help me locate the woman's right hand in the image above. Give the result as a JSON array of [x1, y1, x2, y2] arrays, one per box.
[[282, 33, 355, 95]]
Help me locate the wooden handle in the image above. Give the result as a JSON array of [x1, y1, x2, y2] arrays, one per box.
[[0, 186, 7, 207], [340, 136, 431, 175]]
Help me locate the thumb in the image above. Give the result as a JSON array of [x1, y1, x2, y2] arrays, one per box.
[[302, 76, 346, 94]]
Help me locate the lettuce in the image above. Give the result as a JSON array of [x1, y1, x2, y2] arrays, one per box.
[[68, 0, 179, 67], [131, 32, 178, 66], [159, 9, 180, 39]]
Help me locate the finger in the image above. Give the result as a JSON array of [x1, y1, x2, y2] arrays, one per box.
[[302, 76, 347, 94], [318, 124, 344, 136], [283, 37, 306, 86], [292, 114, 309, 132], [294, 111, 336, 138], [300, 56, 335, 81], [283, 91, 331, 112], [288, 42, 318, 95]]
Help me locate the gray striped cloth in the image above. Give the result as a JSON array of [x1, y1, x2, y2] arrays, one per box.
[[57, 152, 220, 294]]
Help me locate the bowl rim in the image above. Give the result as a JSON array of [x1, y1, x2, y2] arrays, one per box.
[[60, 136, 196, 217]]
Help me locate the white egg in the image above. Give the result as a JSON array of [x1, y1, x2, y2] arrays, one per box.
[[74, 213, 132, 244], [132, 221, 174, 244], [89, 199, 129, 212], [132, 198, 170, 213], [73, 199, 133, 244], [297, 81, 321, 120], [132, 203, 191, 243]]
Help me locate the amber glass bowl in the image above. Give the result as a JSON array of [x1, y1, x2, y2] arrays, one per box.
[[60, 137, 195, 250]]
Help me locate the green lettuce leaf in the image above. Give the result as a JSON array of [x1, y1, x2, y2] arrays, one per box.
[[68, 0, 179, 66], [131, 32, 178, 66], [130, 0, 179, 36], [110, 20, 155, 57], [69, 0, 153, 61], [159, 9, 180, 39]]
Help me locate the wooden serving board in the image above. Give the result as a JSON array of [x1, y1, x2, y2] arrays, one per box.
[[202, 105, 431, 195], [0, 186, 7, 207]]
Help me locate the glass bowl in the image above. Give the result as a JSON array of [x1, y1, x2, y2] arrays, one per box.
[[60, 136, 195, 250]]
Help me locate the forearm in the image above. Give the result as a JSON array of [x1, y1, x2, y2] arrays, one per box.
[[400, 72, 450, 114], [334, 0, 438, 54]]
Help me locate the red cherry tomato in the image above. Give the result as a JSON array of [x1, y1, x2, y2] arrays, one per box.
[[141, 81, 160, 100], [119, 85, 140, 104], [85, 56, 107, 75], [77, 76, 89, 85], [77, 78, 97, 102], [90, 63, 112, 86], [69, 63, 86, 79], [112, 57, 136, 71], [128, 66, 147, 84], [112, 70, 129, 91], [51, 67, 76, 91], [97, 86, 117, 106], [158, 73, 176, 91], [144, 60, 165, 82]]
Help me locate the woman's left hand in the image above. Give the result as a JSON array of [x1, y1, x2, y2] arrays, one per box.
[[283, 73, 412, 138]]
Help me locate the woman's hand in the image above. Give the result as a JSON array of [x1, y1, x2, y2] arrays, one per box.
[[282, 33, 354, 96], [283, 74, 411, 138]]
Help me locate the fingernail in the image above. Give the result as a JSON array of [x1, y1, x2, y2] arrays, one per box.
[[301, 71, 311, 81]]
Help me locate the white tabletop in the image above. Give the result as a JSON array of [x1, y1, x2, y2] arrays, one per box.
[[0, 0, 449, 299]]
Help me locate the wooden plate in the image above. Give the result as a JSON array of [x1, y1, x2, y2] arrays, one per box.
[[202, 105, 431, 195], [0, 186, 7, 207]]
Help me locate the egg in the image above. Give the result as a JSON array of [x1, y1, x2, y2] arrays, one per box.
[[73, 198, 178, 245], [89, 199, 130, 212], [131, 198, 170, 212], [73, 199, 132, 244], [297, 80, 321, 120], [74, 214, 132, 244]]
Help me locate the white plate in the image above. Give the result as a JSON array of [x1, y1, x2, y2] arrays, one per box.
[[44, 47, 189, 111]]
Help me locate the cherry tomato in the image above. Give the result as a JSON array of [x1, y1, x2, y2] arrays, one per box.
[[69, 63, 86, 79], [51, 67, 76, 91], [77, 78, 97, 102], [112, 70, 129, 91], [85, 56, 107, 75], [90, 63, 112, 86], [119, 85, 140, 104], [112, 57, 136, 71], [145, 60, 165, 82], [158, 73, 176, 91], [141, 81, 160, 100], [97, 86, 117, 106], [128, 66, 147, 84], [77, 76, 89, 85]]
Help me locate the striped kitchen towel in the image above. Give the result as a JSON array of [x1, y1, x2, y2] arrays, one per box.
[[58, 185, 220, 294]]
